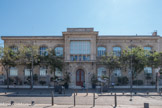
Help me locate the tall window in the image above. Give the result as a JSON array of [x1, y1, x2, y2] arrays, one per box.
[[40, 67, 47, 76], [24, 69, 31, 77], [144, 67, 152, 75], [39, 46, 48, 56], [113, 47, 121, 56], [70, 41, 91, 61], [144, 47, 152, 51], [10, 67, 18, 76], [55, 68, 62, 77], [97, 47, 106, 56], [97, 67, 106, 77], [113, 68, 121, 77], [55, 47, 63, 56], [70, 41, 90, 54], [10, 46, 18, 52]]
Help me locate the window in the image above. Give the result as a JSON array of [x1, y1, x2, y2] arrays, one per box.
[[70, 55, 90, 61], [10, 46, 18, 52], [70, 41, 91, 61], [144, 47, 152, 51], [113, 68, 121, 77], [97, 67, 106, 77], [40, 67, 47, 76], [55, 68, 62, 77], [10, 67, 18, 76], [70, 41, 91, 54], [39, 46, 48, 56], [97, 47, 106, 56], [113, 47, 121, 56], [144, 67, 152, 74], [55, 47, 63, 56], [24, 69, 31, 77]]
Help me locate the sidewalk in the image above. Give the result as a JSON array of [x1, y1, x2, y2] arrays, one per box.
[[0, 104, 161, 108]]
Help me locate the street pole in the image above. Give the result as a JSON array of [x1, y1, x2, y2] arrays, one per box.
[[30, 49, 34, 89], [130, 40, 133, 101]]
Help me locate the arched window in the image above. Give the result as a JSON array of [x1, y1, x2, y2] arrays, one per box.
[[113, 68, 121, 77], [55, 47, 63, 56], [97, 47, 106, 56], [97, 67, 106, 77], [10, 67, 18, 76], [113, 47, 121, 56], [39, 46, 48, 56], [10, 46, 18, 52]]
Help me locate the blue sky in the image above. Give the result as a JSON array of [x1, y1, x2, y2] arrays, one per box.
[[0, 0, 162, 45]]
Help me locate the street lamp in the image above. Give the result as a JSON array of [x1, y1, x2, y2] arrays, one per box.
[[130, 40, 133, 101]]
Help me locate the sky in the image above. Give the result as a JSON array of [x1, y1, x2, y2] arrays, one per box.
[[0, 0, 162, 45]]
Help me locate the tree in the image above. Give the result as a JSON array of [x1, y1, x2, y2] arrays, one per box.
[[39, 49, 63, 85], [0, 47, 18, 89], [121, 47, 148, 90], [121, 47, 147, 80], [18, 45, 40, 89], [100, 54, 121, 87]]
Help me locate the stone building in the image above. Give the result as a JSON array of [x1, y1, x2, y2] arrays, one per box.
[[1, 28, 162, 88]]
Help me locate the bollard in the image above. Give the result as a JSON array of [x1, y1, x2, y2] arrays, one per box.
[[111, 91, 112, 95], [51, 91, 54, 106], [64, 87, 65, 94], [86, 89, 88, 96], [76, 89, 77, 96], [114, 93, 117, 107], [122, 91, 124, 95], [147, 92, 149, 95], [5, 92, 7, 94], [93, 93, 95, 107], [144, 103, 149, 108], [31, 101, 35, 106], [11, 101, 14, 105], [134, 92, 137, 95], [74, 92, 76, 106]]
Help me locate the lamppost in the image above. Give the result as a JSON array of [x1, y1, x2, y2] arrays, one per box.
[[130, 40, 133, 101], [30, 48, 34, 89]]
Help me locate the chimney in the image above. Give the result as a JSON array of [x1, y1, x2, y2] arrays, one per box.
[[152, 30, 157, 36]]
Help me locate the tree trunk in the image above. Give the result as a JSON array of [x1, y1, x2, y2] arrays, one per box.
[[108, 70, 111, 88], [30, 57, 34, 89], [6, 67, 9, 89]]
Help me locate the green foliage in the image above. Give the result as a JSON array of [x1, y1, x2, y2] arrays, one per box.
[[133, 80, 143, 85], [33, 74, 38, 82], [39, 49, 63, 76], [91, 74, 98, 84], [64, 73, 70, 83], [39, 80, 46, 85], [150, 81, 155, 85], [145, 73, 152, 80], [117, 76, 129, 85], [100, 54, 121, 71], [121, 47, 147, 79]]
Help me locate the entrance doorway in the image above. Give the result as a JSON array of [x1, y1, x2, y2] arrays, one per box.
[[76, 69, 85, 86]]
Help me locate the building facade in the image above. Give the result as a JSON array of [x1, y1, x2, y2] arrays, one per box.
[[1, 28, 162, 88]]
